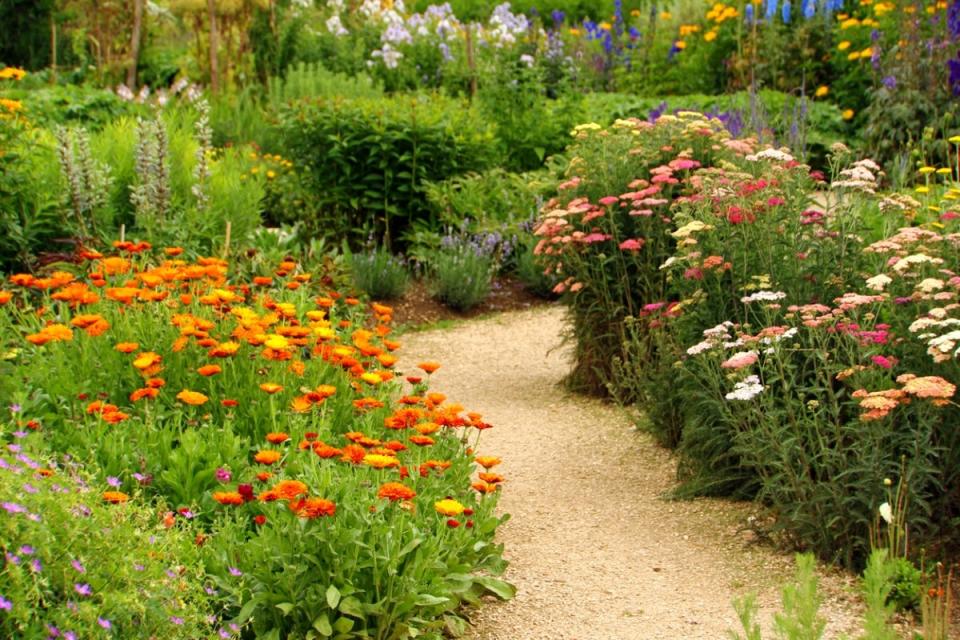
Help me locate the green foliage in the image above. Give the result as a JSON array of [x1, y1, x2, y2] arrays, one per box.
[[1, 84, 138, 130], [423, 168, 543, 230], [268, 62, 383, 106], [0, 440, 215, 638], [729, 554, 825, 640], [427, 238, 497, 311], [278, 93, 498, 248], [348, 247, 410, 300], [861, 550, 900, 640]]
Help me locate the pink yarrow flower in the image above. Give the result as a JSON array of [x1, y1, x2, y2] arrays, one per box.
[[721, 351, 759, 370]]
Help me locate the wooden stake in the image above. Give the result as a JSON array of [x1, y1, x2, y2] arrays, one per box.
[[119, 224, 126, 243], [222, 221, 232, 258]]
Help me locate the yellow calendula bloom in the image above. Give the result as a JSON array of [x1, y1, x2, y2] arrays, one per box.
[[568, 27, 581, 36], [704, 30, 718, 42], [675, 40, 687, 49], [842, 109, 855, 120], [815, 85, 829, 98], [838, 40, 851, 50], [599, 21, 612, 30], [860, 47, 874, 58], [847, 51, 861, 61], [841, 17, 860, 28], [0, 98, 22, 113], [434, 499, 465, 516], [363, 454, 399, 469], [0, 67, 26, 80], [660, 11, 672, 19]]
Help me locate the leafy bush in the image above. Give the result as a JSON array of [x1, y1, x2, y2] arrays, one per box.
[[0, 440, 215, 638], [278, 93, 498, 248], [0, 247, 511, 638], [427, 232, 500, 311], [349, 247, 410, 300]]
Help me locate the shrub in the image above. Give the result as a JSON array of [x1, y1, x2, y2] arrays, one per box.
[[427, 232, 502, 311], [349, 247, 410, 300], [0, 247, 511, 637], [0, 441, 215, 638], [278, 93, 498, 248]]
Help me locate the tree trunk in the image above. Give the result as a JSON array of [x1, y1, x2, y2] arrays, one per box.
[[50, 11, 57, 83], [126, 0, 143, 88], [207, 0, 219, 94]]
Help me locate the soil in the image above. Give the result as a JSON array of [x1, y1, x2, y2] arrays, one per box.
[[399, 306, 943, 640], [379, 276, 554, 329]]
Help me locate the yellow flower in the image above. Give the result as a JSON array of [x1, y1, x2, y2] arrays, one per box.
[[568, 27, 581, 36], [675, 40, 687, 50], [948, 135, 960, 144], [936, 168, 952, 175], [842, 109, 855, 120], [918, 166, 937, 175], [599, 21, 612, 30], [704, 30, 718, 42], [266, 170, 276, 179], [630, 8, 641, 16], [838, 40, 851, 50], [0, 98, 23, 113], [363, 454, 399, 469], [847, 51, 861, 61], [860, 47, 874, 59], [660, 11, 672, 19], [434, 499, 465, 516], [840, 17, 860, 28], [915, 186, 930, 193], [814, 85, 829, 98], [0, 67, 26, 80]]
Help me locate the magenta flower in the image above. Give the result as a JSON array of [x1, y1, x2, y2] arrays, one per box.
[[74, 583, 92, 596]]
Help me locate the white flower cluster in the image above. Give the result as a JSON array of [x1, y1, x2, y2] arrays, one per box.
[[831, 158, 883, 194], [326, 14, 348, 35], [910, 315, 960, 363], [745, 147, 795, 163], [725, 375, 765, 401], [686, 321, 734, 356], [485, 2, 531, 47], [740, 290, 787, 304]]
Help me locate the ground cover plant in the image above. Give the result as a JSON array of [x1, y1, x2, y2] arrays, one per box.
[[0, 243, 511, 638]]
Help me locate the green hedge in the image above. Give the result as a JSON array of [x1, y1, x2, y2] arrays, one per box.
[[278, 93, 499, 247]]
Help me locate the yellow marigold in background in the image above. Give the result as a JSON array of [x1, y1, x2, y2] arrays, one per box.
[[176, 389, 208, 405], [254, 450, 282, 465], [363, 454, 399, 469], [0, 98, 23, 113], [704, 30, 718, 42], [0, 67, 26, 80], [434, 499, 465, 516], [842, 109, 855, 120], [838, 40, 851, 50], [814, 85, 829, 98]]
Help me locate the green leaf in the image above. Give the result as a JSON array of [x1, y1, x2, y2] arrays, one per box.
[[338, 595, 364, 618], [313, 613, 333, 636], [326, 584, 341, 609], [333, 616, 355, 633], [475, 576, 516, 600], [413, 594, 449, 607], [276, 602, 295, 616]]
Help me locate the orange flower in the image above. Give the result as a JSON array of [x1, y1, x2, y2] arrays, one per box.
[[259, 383, 283, 394], [313, 443, 342, 459], [363, 454, 399, 469], [475, 456, 501, 469], [378, 482, 416, 501], [115, 342, 140, 353], [103, 491, 130, 504], [164, 246, 184, 256], [130, 388, 159, 402], [176, 389, 209, 406], [417, 361, 441, 374], [289, 497, 336, 518], [472, 481, 499, 494], [254, 450, 282, 465], [0, 291, 12, 304], [197, 364, 222, 376], [273, 480, 308, 500], [266, 432, 289, 444], [212, 491, 244, 505], [409, 435, 435, 447], [221, 398, 239, 407], [132, 352, 162, 371], [479, 472, 504, 484]]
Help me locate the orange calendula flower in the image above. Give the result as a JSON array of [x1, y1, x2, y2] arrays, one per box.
[[259, 383, 283, 394], [378, 482, 416, 502], [434, 499, 465, 516], [103, 491, 130, 504], [176, 389, 208, 406], [0, 291, 13, 304], [409, 435, 435, 446], [475, 456, 501, 469], [130, 388, 159, 402], [313, 443, 342, 458], [479, 472, 504, 484], [363, 454, 399, 469], [472, 481, 499, 494], [417, 361, 441, 374], [254, 450, 282, 465], [212, 491, 244, 505], [266, 432, 290, 444], [197, 364, 222, 376], [115, 342, 140, 353], [289, 497, 336, 518], [132, 351, 162, 370], [273, 480, 308, 500]]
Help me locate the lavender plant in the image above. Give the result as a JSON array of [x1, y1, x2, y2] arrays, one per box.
[[427, 229, 507, 311]]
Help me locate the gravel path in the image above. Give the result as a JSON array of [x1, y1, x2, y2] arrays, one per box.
[[401, 306, 870, 640]]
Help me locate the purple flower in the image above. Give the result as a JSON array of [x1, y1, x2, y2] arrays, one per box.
[[6, 553, 20, 565], [170, 616, 185, 625], [12, 431, 27, 439], [1, 501, 24, 514], [22, 482, 38, 494], [165, 569, 177, 579], [74, 583, 92, 597], [215, 467, 232, 483], [19, 545, 33, 555], [882, 75, 897, 90], [64, 632, 76, 640], [107, 476, 121, 488], [47, 624, 60, 637], [219, 629, 231, 639], [134, 563, 145, 571], [0, 594, 11, 610], [30, 558, 42, 573], [71, 559, 85, 573], [97, 618, 112, 630], [7, 444, 21, 453], [9, 404, 21, 414], [228, 566, 243, 576], [133, 472, 152, 486]]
